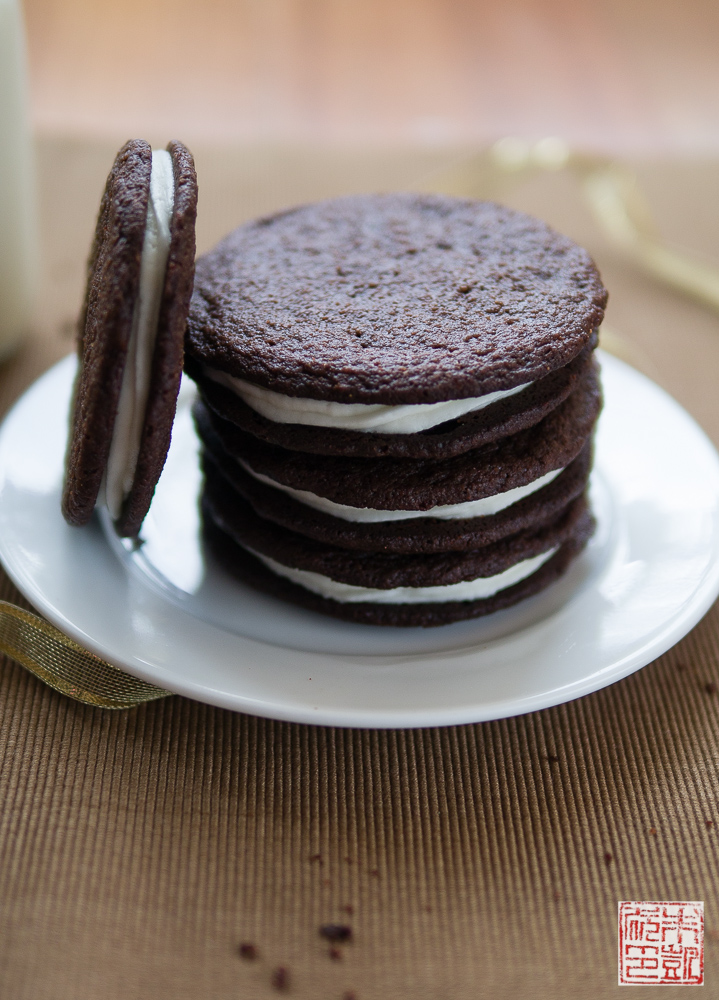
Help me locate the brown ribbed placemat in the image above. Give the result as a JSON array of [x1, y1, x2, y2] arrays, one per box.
[[1, 558, 718, 999], [1, 142, 719, 997]]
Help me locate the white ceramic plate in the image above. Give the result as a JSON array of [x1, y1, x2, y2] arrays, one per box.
[[1, 351, 718, 728]]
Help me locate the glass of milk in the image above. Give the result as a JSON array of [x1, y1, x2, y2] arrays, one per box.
[[0, 0, 37, 360]]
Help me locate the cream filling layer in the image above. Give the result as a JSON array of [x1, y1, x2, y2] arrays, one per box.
[[103, 150, 174, 520], [205, 367, 532, 434], [247, 546, 559, 604], [239, 460, 563, 522]]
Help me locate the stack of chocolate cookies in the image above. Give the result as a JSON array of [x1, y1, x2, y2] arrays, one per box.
[[185, 194, 606, 627]]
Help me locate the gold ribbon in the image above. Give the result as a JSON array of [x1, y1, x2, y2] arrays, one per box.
[[3, 139, 717, 709], [424, 136, 719, 315], [0, 600, 169, 708]]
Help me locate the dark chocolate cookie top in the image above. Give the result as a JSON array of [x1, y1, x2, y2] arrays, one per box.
[[187, 193, 607, 404]]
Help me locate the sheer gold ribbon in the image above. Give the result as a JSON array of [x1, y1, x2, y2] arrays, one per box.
[[0, 601, 169, 708], [425, 137, 719, 315], [2, 139, 718, 708]]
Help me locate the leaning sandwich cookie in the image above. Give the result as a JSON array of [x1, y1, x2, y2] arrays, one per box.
[[62, 138, 197, 536]]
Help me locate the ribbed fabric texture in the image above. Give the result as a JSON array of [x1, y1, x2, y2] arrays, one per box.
[[1, 560, 718, 999]]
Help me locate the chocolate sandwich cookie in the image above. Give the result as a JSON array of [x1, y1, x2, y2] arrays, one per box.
[[62, 138, 197, 536], [194, 363, 601, 513], [186, 333, 596, 460], [203, 464, 590, 583], [200, 439, 592, 554], [202, 502, 595, 628], [186, 193, 607, 404]]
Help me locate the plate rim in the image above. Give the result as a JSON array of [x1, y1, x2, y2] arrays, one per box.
[[1, 351, 719, 728]]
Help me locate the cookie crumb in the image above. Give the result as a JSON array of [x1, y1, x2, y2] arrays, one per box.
[[706, 820, 714, 828], [238, 942, 258, 959], [604, 852, 613, 865], [320, 924, 352, 943], [328, 947, 342, 960], [309, 853, 323, 864], [272, 966, 289, 990], [544, 754, 560, 763], [648, 827, 657, 836], [343, 992, 358, 1000], [342, 904, 354, 915], [705, 682, 717, 695]]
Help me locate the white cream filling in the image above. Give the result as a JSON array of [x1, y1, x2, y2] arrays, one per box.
[[239, 460, 563, 523], [205, 367, 532, 435], [103, 150, 175, 520], [247, 546, 559, 604]]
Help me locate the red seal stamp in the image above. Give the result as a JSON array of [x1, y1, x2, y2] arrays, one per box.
[[618, 901, 704, 985]]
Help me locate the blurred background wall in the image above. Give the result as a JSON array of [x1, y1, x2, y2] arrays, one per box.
[[24, 0, 719, 151], [8, 0, 718, 422]]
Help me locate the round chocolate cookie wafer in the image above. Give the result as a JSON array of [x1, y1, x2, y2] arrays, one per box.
[[186, 193, 606, 404], [202, 505, 595, 628], [200, 439, 592, 554], [62, 139, 151, 527], [194, 362, 601, 512], [186, 333, 596, 460], [62, 139, 197, 536]]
